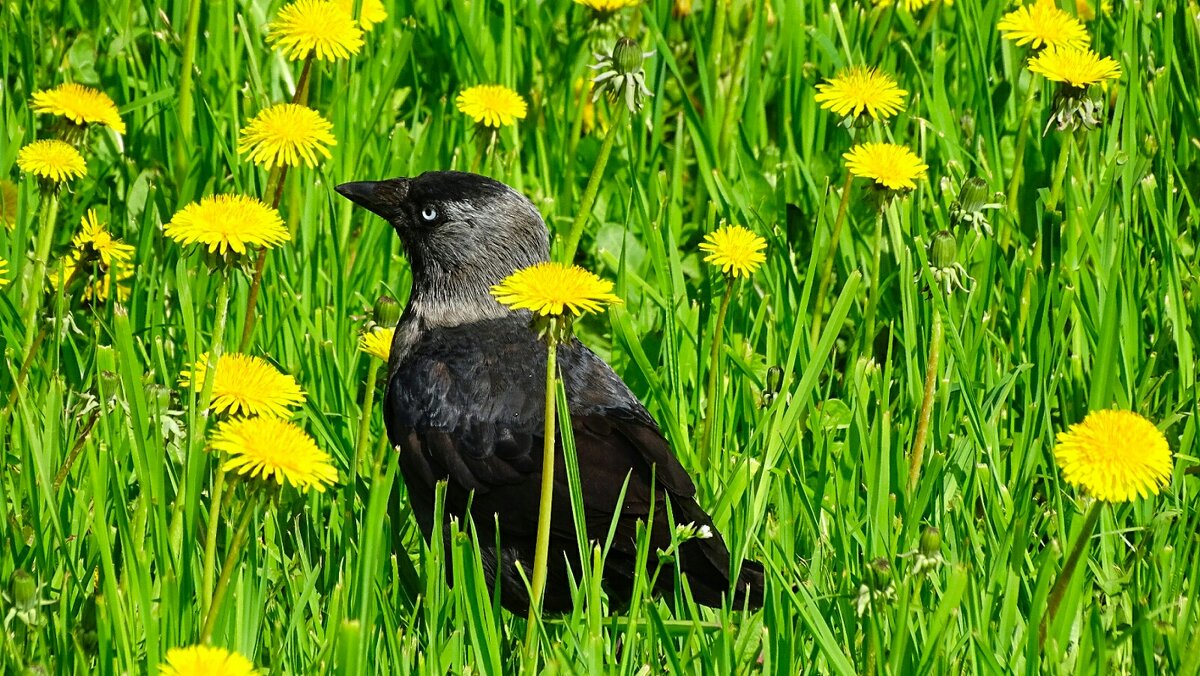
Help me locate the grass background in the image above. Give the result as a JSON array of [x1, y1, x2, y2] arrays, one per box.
[[2, 0, 1198, 672]]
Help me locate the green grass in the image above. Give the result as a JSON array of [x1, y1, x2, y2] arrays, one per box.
[[2, 0, 1199, 672]]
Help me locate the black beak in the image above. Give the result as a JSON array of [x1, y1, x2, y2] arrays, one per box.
[[336, 178, 410, 220]]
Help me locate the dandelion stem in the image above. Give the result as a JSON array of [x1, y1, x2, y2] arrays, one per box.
[[195, 270, 231, 614], [21, 192, 60, 352], [1045, 131, 1074, 216], [1002, 75, 1040, 248], [561, 104, 627, 263], [907, 304, 942, 493], [524, 330, 560, 664], [175, 0, 203, 180], [863, 207, 886, 343], [200, 490, 259, 643], [199, 466, 227, 617], [811, 172, 854, 344], [699, 281, 734, 471], [1041, 500, 1104, 645], [354, 358, 383, 482]]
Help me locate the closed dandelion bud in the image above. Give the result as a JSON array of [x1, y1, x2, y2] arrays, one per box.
[[866, 558, 891, 590], [930, 230, 958, 270], [761, 365, 784, 406], [920, 527, 942, 556], [955, 178, 990, 215], [1142, 134, 1159, 157], [614, 37, 643, 75], [373, 295, 401, 328], [11, 569, 36, 609]]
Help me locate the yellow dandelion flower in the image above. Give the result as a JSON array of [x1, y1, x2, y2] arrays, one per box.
[[160, 645, 259, 676], [164, 195, 289, 255], [1055, 410, 1173, 503], [267, 0, 364, 62], [0, 178, 17, 230], [1028, 46, 1121, 88], [491, 262, 622, 318], [699, 225, 768, 279], [73, 210, 135, 266], [237, 103, 336, 170], [180, 352, 306, 419], [358, 327, 395, 361], [575, 0, 640, 11], [213, 416, 338, 492], [998, 0, 1090, 50], [456, 85, 528, 128], [17, 140, 87, 184], [814, 65, 907, 121], [843, 142, 928, 191], [30, 83, 126, 134], [872, 0, 938, 12], [337, 0, 387, 30], [0, 257, 9, 289], [52, 252, 134, 304]]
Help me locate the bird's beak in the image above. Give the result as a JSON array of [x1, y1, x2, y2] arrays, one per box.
[[335, 178, 410, 220]]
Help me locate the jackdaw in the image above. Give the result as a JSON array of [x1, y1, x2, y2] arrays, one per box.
[[336, 171, 763, 613]]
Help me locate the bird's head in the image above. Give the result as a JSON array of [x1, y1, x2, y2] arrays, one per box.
[[337, 171, 549, 326]]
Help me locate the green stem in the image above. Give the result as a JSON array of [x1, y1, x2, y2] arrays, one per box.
[[698, 282, 734, 470], [195, 270, 231, 611], [907, 304, 942, 494], [1042, 500, 1104, 644], [175, 0, 203, 180], [199, 491, 259, 643], [811, 173, 854, 344], [862, 208, 886, 343], [354, 359, 383, 481], [1002, 75, 1040, 249], [1045, 132, 1073, 216], [524, 331, 560, 664], [561, 105, 627, 262], [21, 192, 60, 352], [238, 167, 287, 352], [199, 466, 226, 617]]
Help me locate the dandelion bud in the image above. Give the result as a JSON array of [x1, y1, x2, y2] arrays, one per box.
[[959, 109, 976, 142], [929, 230, 958, 270], [613, 37, 643, 75], [761, 365, 784, 406], [866, 558, 891, 590], [955, 178, 990, 215], [919, 527, 942, 557], [373, 295, 401, 328], [10, 569, 36, 609]]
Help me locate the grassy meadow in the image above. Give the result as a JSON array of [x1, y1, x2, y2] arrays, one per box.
[[2, 0, 1199, 672]]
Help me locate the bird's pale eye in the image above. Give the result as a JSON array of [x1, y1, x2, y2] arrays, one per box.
[[420, 206, 438, 222]]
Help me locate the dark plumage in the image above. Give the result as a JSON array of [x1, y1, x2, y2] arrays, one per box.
[[336, 171, 763, 613]]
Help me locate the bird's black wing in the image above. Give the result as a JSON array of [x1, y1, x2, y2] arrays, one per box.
[[385, 315, 761, 609]]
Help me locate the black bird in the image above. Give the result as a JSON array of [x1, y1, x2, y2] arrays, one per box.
[[336, 171, 763, 613]]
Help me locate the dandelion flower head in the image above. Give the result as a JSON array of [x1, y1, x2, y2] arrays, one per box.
[[267, 0, 364, 62], [1028, 46, 1122, 88], [491, 262, 622, 318], [843, 142, 928, 191], [814, 65, 907, 121], [575, 0, 640, 12], [700, 225, 768, 279], [456, 85, 528, 128], [159, 645, 259, 676], [213, 416, 339, 493], [238, 103, 336, 169], [180, 352, 306, 419], [337, 0, 387, 30], [998, 0, 1090, 50], [1055, 410, 1173, 503], [164, 195, 289, 255], [73, 210, 135, 266], [30, 83, 126, 134], [358, 327, 395, 361], [17, 140, 87, 184]]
